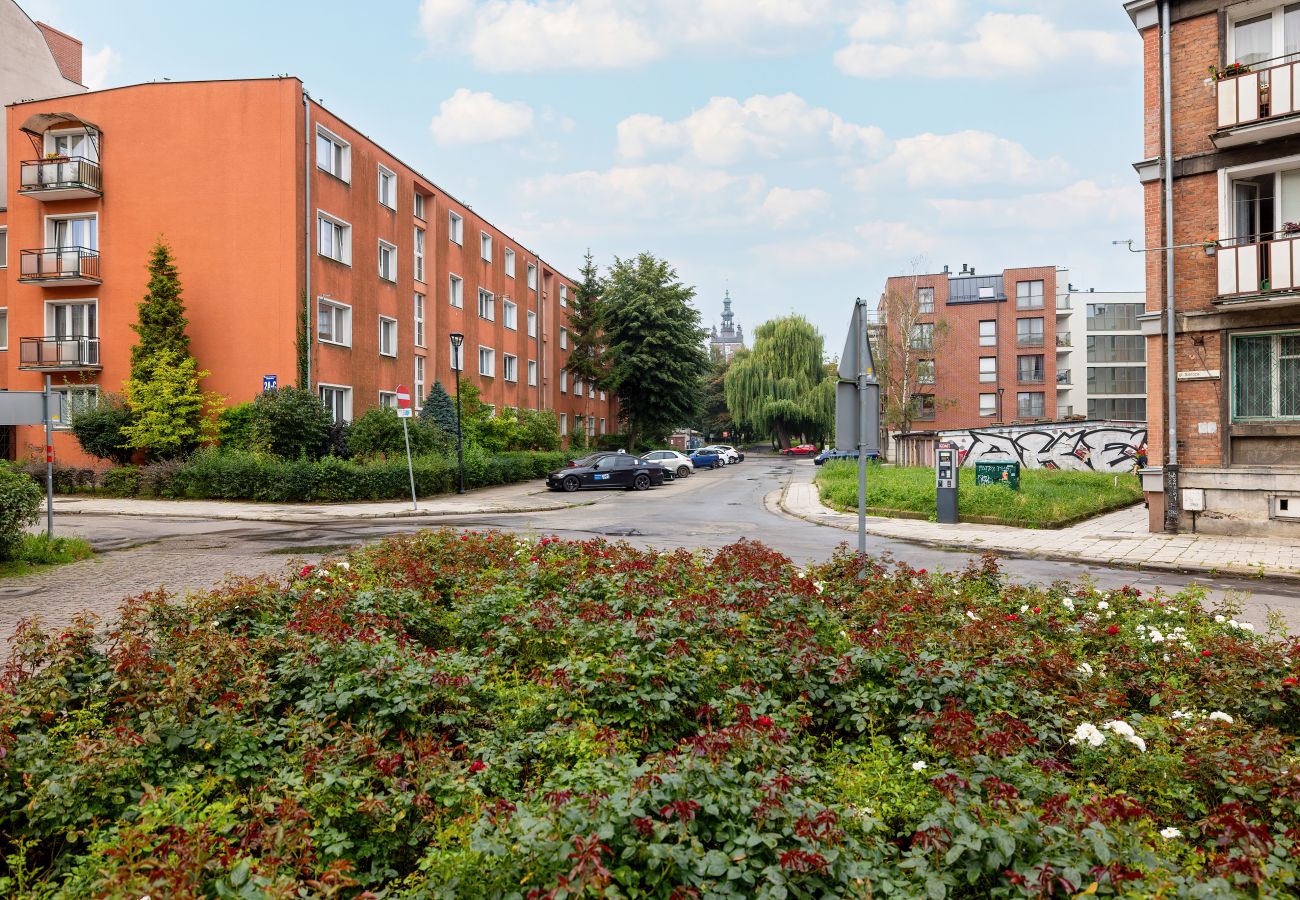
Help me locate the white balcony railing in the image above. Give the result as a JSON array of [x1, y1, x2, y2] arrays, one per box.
[[1217, 234, 1300, 297], [1218, 57, 1300, 133]]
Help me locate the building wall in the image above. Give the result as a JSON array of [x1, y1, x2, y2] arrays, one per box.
[[943, 421, 1148, 473]]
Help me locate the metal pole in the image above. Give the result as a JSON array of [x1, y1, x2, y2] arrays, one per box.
[[1161, 0, 1180, 532], [401, 418, 417, 510], [454, 353, 465, 494], [43, 375, 53, 539], [857, 298, 868, 556]]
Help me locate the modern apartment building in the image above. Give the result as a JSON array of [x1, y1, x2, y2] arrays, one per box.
[[1127, 0, 1300, 535], [1057, 285, 1148, 423], [0, 74, 615, 463]]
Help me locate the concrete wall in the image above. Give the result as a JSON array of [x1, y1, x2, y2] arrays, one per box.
[[942, 421, 1148, 473]]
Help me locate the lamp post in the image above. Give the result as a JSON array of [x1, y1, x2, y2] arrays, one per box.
[[450, 332, 465, 494], [996, 387, 1005, 425]]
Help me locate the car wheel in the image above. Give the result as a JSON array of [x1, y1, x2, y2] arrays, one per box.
[[561, 476, 580, 493], [677, 465, 690, 478], [633, 473, 651, 491]]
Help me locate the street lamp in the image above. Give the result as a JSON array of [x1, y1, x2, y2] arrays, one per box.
[[996, 387, 1005, 425], [449, 332, 465, 494]]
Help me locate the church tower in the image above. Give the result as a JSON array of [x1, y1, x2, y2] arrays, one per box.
[[709, 290, 745, 361]]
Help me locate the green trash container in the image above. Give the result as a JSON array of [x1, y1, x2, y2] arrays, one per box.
[[975, 460, 1021, 490]]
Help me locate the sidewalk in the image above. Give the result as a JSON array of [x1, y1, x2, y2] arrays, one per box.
[[780, 477, 1300, 581], [47, 479, 590, 524]]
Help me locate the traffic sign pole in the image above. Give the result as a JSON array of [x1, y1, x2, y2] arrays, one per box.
[[857, 299, 869, 557], [395, 384, 417, 510]]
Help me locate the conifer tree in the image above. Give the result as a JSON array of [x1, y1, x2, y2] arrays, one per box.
[[130, 239, 192, 383], [566, 250, 608, 385], [420, 380, 460, 435]]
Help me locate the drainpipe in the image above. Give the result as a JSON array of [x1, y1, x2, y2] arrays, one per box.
[[303, 87, 313, 392], [536, 252, 545, 412], [1161, 0, 1180, 532]]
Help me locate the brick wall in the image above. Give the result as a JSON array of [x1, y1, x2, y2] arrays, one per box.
[[35, 23, 81, 85]]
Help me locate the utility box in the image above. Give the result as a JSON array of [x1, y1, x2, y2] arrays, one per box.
[[936, 446, 959, 524], [975, 460, 1021, 491]]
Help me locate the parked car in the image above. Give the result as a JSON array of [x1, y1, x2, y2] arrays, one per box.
[[687, 448, 724, 470], [641, 449, 695, 479], [703, 445, 743, 464], [780, 444, 819, 456], [813, 448, 881, 466], [546, 454, 668, 492], [563, 451, 618, 469]]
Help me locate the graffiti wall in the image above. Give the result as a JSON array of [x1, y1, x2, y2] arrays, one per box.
[[943, 423, 1148, 473]]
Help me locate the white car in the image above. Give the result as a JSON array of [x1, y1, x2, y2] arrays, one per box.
[[703, 445, 741, 465], [640, 450, 696, 479]]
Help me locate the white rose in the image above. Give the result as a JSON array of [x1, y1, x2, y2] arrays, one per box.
[[1208, 711, 1234, 724], [911, 761, 927, 772], [1159, 827, 1182, 839]]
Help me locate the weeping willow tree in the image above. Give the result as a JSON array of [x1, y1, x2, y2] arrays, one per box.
[[724, 316, 835, 449]]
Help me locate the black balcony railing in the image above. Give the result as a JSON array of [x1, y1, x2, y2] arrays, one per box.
[[18, 247, 100, 283], [17, 157, 102, 195], [18, 336, 101, 370]]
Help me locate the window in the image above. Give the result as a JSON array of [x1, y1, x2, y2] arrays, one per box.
[[917, 359, 935, 384], [379, 391, 398, 409], [414, 228, 426, 283], [0, 309, 7, 350], [319, 385, 352, 424], [1016, 318, 1044, 347], [414, 293, 426, 347], [47, 129, 95, 161], [478, 288, 494, 321], [600, 391, 606, 401], [379, 316, 397, 356], [0, 227, 7, 267], [1087, 303, 1140, 332], [317, 298, 351, 346], [48, 300, 96, 340], [505, 248, 515, 278], [1228, 6, 1300, 68], [52, 386, 97, 430], [980, 393, 997, 417], [527, 310, 537, 338], [1015, 280, 1044, 310], [318, 212, 351, 264], [560, 370, 568, 393], [450, 337, 463, 370], [915, 394, 936, 420], [1017, 391, 1045, 418], [503, 354, 518, 382], [979, 320, 997, 347], [481, 231, 492, 262], [1087, 334, 1145, 363], [449, 274, 464, 308], [415, 355, 425, 407], [560, 327, 569, 350], [918, 287, 934, 314], [560, 285, 568, 307], [575, 378, 584, 397], [478, 346, 495, 377], [414, 192, 426, 220], [909, 323, 933, 350], [49, 214, 97, 250], [449, 211, 463, 245], [1088, 366, 1147, 395], [1089, 398, 1147, 420], [979, 356, 997, 382], [503, 300, 517, 330], [527, 263, 537, 290], [528, 360, 538, 386], [316, 126, 350, 181], [1017, 355, 1045, 383], [378, 240, 397, 281], [377, 165, 396, 209]]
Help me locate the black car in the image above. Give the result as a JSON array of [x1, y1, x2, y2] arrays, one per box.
[[546, 454, 668, 492]]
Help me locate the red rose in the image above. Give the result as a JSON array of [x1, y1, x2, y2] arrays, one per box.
[[530, 556, 539, 562], [901, 604, 913, 612], [918, 568, 927, 575], [299, 565, 313, 577], [755, 715, 774, 728], [1006, 614, 1018, 622], [1284, 677, 1298, 687], [1032, 607, 1041, 614], [1201, 650, 1212, 657], [1107, 625, 1120, 635], [469, 760, 487, 773]]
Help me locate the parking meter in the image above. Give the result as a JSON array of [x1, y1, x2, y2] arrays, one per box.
[[936, 446, 959, 524]]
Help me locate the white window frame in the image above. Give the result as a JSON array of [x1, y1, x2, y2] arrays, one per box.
[[478, 345, 496, 377], [45, 211, 98, 250], [317, 297, 352, 347], [414, 192, 426, 220], [478, 288, 495, 321], [979, 356, 997, 382], [44, 127, 98, 163], [560, 285, 568, 307], [979, 393, 998, 417], [527, 263, 538, 290], [449, 211, 463, 245], [315, 125, 351, 182], [415, 355, 426, 408], [449, 274, 464, 308], [527, 310, 537, 338], [979, 320, 997, 347], [0, 227, 7, 268], [600, 391, 606, 401], [1226, 3, 1300, 66], [574, 377, 584, 397], [377, 164, 397, 210], [46, 299, 97, 340], [503, 299, 517, 330], [561, 413, 568, 435], [503, 353, 518, 383], [600, 417, 607, 435], [318, 384, 353, 424], [505, 248, 516, 278], [1015, 280, 1045, 310], [480, 231, 492, 262], [379, 391, 398, 409], [560, 327, 568, 350], [317, 211, 352, 265], [528, 359, 538, 386], [0, 308, 7, 351], [414, 227, 426, 283], [378, 239, 397, 282], [51, 385, 98, 431], [414, 292, 426, 347], [379, 315, 398, 357], [560, 370, 568, 393]]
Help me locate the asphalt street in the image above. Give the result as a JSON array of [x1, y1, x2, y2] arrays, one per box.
[[10, 455, 1300, 638]]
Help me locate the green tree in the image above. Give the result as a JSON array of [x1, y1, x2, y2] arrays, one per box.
[[130, 239, 192, 382], [120, 349, 212, 458], [724, 316, 834, 450], [517, 409, 561, 451], [601, 253, 710, 450], [0, 466, 43, 560], [420, 381, 459, 435], [567, 250, 609, 385], [348, 407, 450, 458], [248, 386, 332, 459], [697, 356, 734, 443], [70, 395, 136, 465]]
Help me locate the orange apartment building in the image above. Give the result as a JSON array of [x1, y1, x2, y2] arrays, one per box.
[[0, 67, 614, 464], [1127, 0, 1300, 535]]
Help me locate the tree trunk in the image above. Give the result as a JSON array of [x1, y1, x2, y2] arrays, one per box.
[[626, 420, 638, 453], [774, 422, 790, 450]]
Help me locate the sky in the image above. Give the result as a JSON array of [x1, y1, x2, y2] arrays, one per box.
[[21, 0, 1146, 355]]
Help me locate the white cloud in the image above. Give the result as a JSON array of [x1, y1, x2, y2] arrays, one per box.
[[835, 6, 1133, 79], [429, 89, 535, 145], [617, 93, 884, 166], [521, 164, 767, 224], [677, 0, 836, 45], [855, 220, 938, 256], [851, 130, 1069, 189], [927, 180, 1140, 229], [82, 45, 121, 90], [753, 220, 937, 270], [759, 187, 831, 228]]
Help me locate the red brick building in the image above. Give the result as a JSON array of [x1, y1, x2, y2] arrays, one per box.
[[1, 74, 615, 463], [1127, 0, 1300, 535]]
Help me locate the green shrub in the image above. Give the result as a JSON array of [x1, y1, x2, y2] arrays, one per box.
[[139, 457, 187, 497], [0, 465, 44, 559], [348, 408, 451, 459], [248, 387, 331, 459], [516, 409, 561, 451], [70, 396, 135, 465], [102, 466, 142, 497], [216, 402, 256, 451]]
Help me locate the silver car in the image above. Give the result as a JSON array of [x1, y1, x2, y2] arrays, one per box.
[[640, 450, 696, 479]]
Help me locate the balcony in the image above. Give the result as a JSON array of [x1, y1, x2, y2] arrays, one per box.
[[1216, 233, 1300, 300], [17, 247, 100, 286], [1056, 332, 1073, 348], [1018, 373, 1045, 385], [1057, 372, 1072, 386], [17, 157, 102, 200], [1016, 334, 1045, 348], [18, 336, 101, 372], [1215, 57, 1300, 147]]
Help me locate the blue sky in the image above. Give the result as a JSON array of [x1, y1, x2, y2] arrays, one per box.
[[25, 0, 1146, 352]]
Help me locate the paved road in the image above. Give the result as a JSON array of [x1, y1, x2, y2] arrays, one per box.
[[5, 455, 1298, 640]]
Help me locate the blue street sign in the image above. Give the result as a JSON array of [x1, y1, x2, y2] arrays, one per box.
[[263, 374, 277, 392]]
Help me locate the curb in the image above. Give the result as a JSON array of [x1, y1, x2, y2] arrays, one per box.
[[776, 483, 1300, 587], [45, 498, 595, 525]]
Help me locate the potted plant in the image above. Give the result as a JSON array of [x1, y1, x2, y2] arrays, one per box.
[[1210, 61, 1252, 80]]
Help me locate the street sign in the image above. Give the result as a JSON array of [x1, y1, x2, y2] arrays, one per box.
[[397, 408, 413, 418], [396, 383, 411, 410], [263, 374, 277, 392], [0, 391, 48, 426], [836, 298, 883, 557], [838, 302, 876, 382]]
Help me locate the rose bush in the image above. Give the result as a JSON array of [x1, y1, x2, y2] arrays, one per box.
[[2, 533, 1299, 897]]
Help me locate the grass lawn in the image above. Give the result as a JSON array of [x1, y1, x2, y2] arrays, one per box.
[[817, 462, 1143, 527], [0, 534, 93, 577]]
